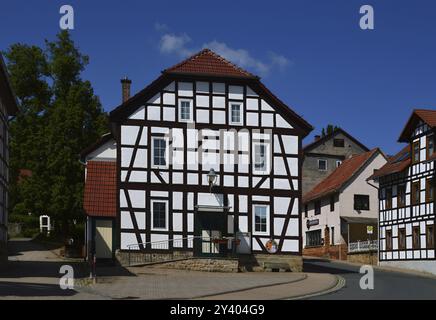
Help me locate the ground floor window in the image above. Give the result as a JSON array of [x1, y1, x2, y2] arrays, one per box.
[[398, 228, 406, 250], [331, 227, 335, 245], [306, 229, 322, 247], [413, 226, 421, 249], [151, 200, 168, 230], [253, 205, 268, 234], [386, 230, 392, 251], [426, 225, 434, 248]]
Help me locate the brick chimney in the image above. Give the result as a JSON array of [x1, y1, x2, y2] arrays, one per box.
[[314, 135, 321, 141], [121, 77, 132, 103]]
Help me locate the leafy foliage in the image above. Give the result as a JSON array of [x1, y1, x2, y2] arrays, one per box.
[[4, 31, 108, 238], [321, 124, 340, 137]]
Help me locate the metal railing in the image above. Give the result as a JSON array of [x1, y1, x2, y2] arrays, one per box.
[[126, 236, 200, 266], [126, 235, 240, 266], [348, 240, 378, 253]]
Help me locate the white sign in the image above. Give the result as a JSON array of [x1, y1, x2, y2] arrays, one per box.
[[40, 215, 51, 234]]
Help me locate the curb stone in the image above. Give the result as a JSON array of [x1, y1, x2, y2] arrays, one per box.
[[191, 274, 308, 300], [283, 275, 346, 300], [304, 256, 436, 280]]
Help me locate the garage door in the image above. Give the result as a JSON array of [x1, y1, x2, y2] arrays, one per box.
[[95, 220, 113, 259]]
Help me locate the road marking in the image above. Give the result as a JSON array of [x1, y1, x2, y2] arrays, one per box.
[[284, 275, 346, 300]]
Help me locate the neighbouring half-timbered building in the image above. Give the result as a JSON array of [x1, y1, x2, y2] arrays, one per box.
[[84, 49, 313, 268], [0, 55, 19, 264], [369, 109, 436, 275]]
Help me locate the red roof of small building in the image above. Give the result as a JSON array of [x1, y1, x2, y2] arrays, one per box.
[[83, 161, 117, 217], [163, 48, 257, 79], [303, 148, 382, 203], [369, 145, 411, 180]]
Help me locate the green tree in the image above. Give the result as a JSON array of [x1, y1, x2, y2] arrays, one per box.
[[5, 31, 108, 237], [321, 124, 340, 137]]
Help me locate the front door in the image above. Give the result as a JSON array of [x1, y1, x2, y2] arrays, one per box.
[[194, 211, 226, 257], [95, 219, 113, 259]]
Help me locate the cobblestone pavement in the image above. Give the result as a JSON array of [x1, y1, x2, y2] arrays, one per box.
[[0, 239, 102, 299], [1, 239, 341, 300], [78, 267, 311, 299]]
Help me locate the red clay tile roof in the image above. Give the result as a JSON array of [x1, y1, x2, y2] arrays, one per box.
[[109, 49, 313, 136], [163, 48, 257, 79], [369, 145, 411, 180], [399, 109, 436, 142], [303, 148, 381, 203], [83, 161, 117, 217], [415, 109, 436, 127]]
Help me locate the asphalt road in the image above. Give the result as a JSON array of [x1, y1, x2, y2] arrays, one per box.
[[0, 239, 91, 299], [303, 258, 436, 300]]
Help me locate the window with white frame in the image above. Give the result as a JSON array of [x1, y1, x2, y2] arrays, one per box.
[[152, 137, 167, 168], [318, 159, 327, 171], [253, 205, 269, 234], [230, 103, 242, 124], [151, 200, 168, 230], [179, 100, 192, 122], [253, 143, 268, 173]]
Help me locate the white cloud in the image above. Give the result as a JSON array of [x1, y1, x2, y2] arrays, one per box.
[[154, 22, 169, 32], [268, 52, 291, 71], [202, 41, 270, 75], [159, 33, 193, 57], [157, 30, 291, 76]]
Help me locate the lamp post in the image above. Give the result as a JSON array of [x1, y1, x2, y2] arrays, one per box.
[[207, 168, 217, 192]]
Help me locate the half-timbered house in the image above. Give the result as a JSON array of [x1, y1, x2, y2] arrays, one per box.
[[84, 49, 313, 269], [0, 54, 19, 264], [369, 109, 436, 275]]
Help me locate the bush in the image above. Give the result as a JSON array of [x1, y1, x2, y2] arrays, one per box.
[[9, 213, 39, 228], [21, 228, 40, 238], [8, 213, 40, 238]]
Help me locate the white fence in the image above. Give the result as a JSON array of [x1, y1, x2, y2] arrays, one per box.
[[348, 240, 378, 253]]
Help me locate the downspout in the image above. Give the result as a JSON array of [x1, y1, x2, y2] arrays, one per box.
[[78, 156, 87, 261], [366, 178, 379, 266]]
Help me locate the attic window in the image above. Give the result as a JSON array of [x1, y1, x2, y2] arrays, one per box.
[[333, 138, 345, 148]]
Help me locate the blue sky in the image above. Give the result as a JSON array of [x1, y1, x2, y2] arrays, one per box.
[[1, 1, 436, 155]]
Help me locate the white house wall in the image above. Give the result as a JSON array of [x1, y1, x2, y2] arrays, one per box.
[[303, 195, 342, 246], [117, 80, 302, 254], [86, 139, 117, 161], [339, 153, 386, 218]]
